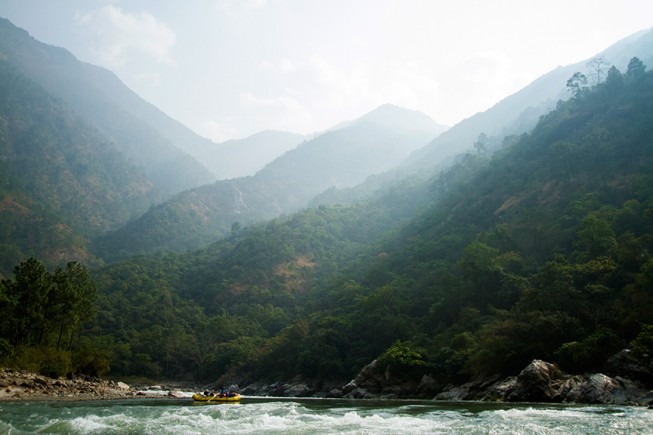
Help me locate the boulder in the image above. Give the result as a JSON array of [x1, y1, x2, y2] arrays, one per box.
[[342, 358, 427, 398], [167, 390, 185, 398], [351, 359, 385, 392], [638, 390, 653, 407], [435, 375, 503, 401], [282, 382, 313, 397], [507, 360, 562, 402], [482, 377, 517, 401], [416, 374, 440, 398], [340, 381, 357, 396], [435, 383, 474, 401], [565, 374, 648, 405], [343, 387, 373, 399], [325, 388, 343, 398], [604, 349, 653, 385]]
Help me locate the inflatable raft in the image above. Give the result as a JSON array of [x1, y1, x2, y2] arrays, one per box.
[[192, 393, 241, 402]]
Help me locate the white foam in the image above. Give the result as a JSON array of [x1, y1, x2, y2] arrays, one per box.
[[1, 399, 652, 434]]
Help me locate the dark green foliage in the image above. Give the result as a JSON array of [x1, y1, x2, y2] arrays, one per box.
[[630, 324, 653, 359], [0, 258, 97, 376], [0, 258, 96, 348]]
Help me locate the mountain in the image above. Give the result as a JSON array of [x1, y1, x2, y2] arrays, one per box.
[[204, 130, 305, 180], [0, 18, 215, 194], [399, 26, 653, 173], [93, 104, 446, 259], [0, 60, 158, 274], [88, 65, 653, 386]]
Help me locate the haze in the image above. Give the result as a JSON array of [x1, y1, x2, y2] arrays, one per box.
[[1, 0, 652, 142]]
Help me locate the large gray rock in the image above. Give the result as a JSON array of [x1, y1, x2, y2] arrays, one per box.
[[507, 360, 563, 402], [496, 359, 649, 405], [564, 374, 648, 405]]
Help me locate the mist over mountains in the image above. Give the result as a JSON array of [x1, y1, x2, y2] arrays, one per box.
[[94, 103, 447, 259], [207, 131, 306, 180], [1, 16, 652, 267]]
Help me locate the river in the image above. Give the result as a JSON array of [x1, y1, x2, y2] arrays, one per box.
[[1, 396, 651, 434]]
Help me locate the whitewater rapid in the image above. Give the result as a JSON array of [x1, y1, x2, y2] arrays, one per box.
[[1, 397, 651, 434]]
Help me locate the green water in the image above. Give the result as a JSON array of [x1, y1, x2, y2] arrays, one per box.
[[0, 397, 651, 434]]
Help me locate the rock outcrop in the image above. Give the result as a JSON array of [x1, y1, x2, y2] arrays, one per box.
[[603, 349, 653, 385], [507, 359, 563, 402], [431, 359, 652, 406], [337, 359, 438, 399], [341, 356, 652, 406]]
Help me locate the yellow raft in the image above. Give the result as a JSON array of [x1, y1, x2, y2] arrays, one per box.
[[192, 393, 241, 402]]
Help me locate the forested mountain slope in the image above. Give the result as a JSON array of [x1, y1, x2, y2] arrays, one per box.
[[86, 61, 652, 386], [311, 28, 653, 210], [339, 60, 653, 380], [0, 18, 214, 193], [94, 104, 445, 260], [399, 26, 653, 174], [0, 61, 158, 275]]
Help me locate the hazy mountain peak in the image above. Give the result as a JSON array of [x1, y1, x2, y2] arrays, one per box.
[[329, 103, 448, 136], [208, 130, 305, 180]]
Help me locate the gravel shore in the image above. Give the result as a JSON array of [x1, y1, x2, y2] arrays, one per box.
[[0, 368, 190, 401]]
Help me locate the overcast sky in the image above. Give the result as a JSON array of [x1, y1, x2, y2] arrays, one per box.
[[1, 1, 652, 142]]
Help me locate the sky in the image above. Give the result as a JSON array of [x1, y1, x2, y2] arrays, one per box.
[[1, 0, 652, 142]]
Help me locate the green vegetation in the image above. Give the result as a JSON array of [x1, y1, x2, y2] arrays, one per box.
[[1, 59, 652, 389], [0, 258, 99, 377]]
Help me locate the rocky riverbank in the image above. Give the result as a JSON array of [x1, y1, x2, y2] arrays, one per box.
[[325, 356, 653, 406], [0, 369, 188, 401], [230, 350, 653, 407], [4, 350, 652, 406]]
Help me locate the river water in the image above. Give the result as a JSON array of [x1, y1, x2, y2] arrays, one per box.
[[1, 396, 651, 434]]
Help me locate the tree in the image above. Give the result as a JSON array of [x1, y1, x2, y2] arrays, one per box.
[[50, 262, 97, 350], [1, 258, 52, 346], [586, 56, 611, 85], [473, 133, 488, 157], [626, 57, 646, 80], [604, 66, 624, 92], [566, 72, 588, 99], [0, 259, 96, 350]]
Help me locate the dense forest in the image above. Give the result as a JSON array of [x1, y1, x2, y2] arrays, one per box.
[[3, 59, 650, 390]]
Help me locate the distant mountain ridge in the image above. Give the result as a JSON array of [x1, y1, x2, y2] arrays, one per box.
[[94, 104, 447, 259], [0, 17, 214, 194], [206, 130, 305, 180], [400, 26, 653, 173], [315, 27, 653, 209]]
